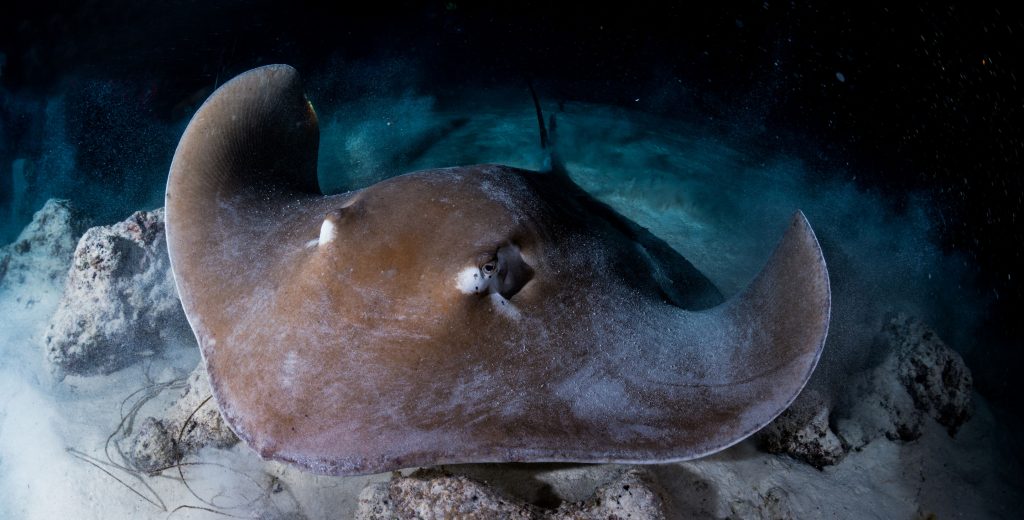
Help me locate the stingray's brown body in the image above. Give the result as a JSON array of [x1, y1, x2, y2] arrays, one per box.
[[166, 65, 830, 476]]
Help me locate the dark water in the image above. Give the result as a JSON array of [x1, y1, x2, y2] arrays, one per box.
[[1, 2, 1021, 517]]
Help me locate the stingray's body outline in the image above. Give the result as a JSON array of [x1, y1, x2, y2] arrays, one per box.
[[165, 65, 830, 476]]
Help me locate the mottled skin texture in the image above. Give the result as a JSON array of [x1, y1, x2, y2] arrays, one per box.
[[165, 65, 831, 476]]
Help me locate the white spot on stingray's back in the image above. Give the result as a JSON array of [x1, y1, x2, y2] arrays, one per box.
[[456, 267, 485, 294], [318, 219, 337, 246]]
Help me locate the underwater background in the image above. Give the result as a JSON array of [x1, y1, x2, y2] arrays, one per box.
[[0, 2, 1021, 518]]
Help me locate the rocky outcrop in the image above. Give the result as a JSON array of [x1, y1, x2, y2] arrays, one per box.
[[43, 208, 190, 376], [835, 314, 973, 450], [355, 468, 666, 520], [0, 199, 87, 296], [357, 470, 537, 519], [760, 313, 973, 466], [757, 389, 846, 469], [882, 314, 973, 435], [124, 416, 179, 474], [554, 469, 666, 519], [124, 362, 238, 474], [835, 359, 924, 447]]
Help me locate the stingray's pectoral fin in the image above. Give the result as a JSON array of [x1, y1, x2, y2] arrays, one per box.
[[167, 64, 321, 211], [166, 65, 326, 342], [666, 210, 830, 455], [728, 210, 831, 372]]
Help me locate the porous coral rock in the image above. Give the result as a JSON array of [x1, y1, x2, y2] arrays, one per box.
[[552, 468, 667, 519], [0, 199, 86, 296], [124, 416, 177, 474], [882, 314, 973, 435], [757, 389, 846, 469], [355, 468, 666, 519], [835, 314, 973, 450], [43, 207, 189, 376], [124, 362, 238, 473], [835, 364, 924, 449]]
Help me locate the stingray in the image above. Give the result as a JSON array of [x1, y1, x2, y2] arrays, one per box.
[[165, 65, 830, 476]]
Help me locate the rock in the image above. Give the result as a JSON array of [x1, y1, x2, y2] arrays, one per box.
[[43, 207, 189, 376], [552, 469, 667, 519], [835, 364, 923, 449], [882, 314, 973, 436], [124, 362, 239, 473], [727, 486, 798, 520], [835, 314, 973, 449], [355, 482, 397, 520], [124, 417, 177, 474], [0, 199, 87, 295], [355, 468, 666, 519], [357, 469, 538, 519], [168, 362, 239, 457], [757, 389, 846, 469]]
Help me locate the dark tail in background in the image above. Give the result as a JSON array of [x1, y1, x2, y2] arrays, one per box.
[[528, 81, 567, 176]]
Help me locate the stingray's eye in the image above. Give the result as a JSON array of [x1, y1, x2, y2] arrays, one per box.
[[481, 259, 498, 276], [457, 245, 533, 298]]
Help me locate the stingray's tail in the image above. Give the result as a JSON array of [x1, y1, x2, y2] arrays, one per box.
[[528, 82, 567, 175]]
